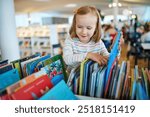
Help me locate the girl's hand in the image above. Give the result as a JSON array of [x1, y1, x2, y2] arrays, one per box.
[[86, 52, 109, 66]]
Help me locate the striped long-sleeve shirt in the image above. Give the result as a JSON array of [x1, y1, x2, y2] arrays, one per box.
[[63, 36, 110, 69]]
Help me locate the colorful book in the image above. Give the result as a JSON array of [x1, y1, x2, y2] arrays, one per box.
[[115, 61, 126, 99], [110, 65, 120, 99], [0, 69, 20, 90], [11, 75, 53, 100], [136, 81, 149, 100], [11, 53, 40, 78], [0, 64, 13, 74], [104, 59, 117, 98], [105, 32, 121, 87], [141, 68, 150, 97], [79, 59, 88, 95], [39, 80, 77, 100], [96, 67, 107, 98], [122, 61, 130, 99], [6, 70, 47, 94], [108, 61, 118, 98], [83, 60, 94, 96], [0, 59, 8, 67]]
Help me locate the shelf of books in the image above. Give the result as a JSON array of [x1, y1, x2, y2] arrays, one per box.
[[17, 26, 51, 58], [0, 53, 149, 100], [17, 25, 69, 58]]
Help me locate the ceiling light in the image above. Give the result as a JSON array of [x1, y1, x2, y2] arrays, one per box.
[[118, 3, 122, 7], [112, 3, 117, 7], [131, 15, 136, 19], [65, 4, 77, 8], [108, 4, 112, 8], [108, 2, 122, 8]]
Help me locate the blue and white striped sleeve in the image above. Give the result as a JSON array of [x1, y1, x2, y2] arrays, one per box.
[[63, 38, 87, 66]]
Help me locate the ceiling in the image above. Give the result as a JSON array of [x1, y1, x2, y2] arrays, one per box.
[[14, 0, 150, 16]]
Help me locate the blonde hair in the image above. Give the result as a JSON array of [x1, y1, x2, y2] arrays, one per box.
[[69, 6, 101, 43]]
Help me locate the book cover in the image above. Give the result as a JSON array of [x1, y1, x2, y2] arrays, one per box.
[[79, 59, 88, 95], [83, 60, 94, 96], [136, 81, 149, 100], [141, 68, 150, 97], [110, 65, 120, 99], [96, 67, 107, 98], [0, 64, 13, 74], [73, 75, 80, 94], [105, 32, 121, 86], [104, 59, 117, 98], [115, 61, 126, 99], [122, 61, 130, 99], [39, 80, 77, 100], [0, 59, 8, 67], [108, 61, 118, 98], [0, 69, 20, 90], [89, 69, 99, 97], [6, 69, 47, 94], [11, 53, 40, 78], [11, 75, 53, 100], [87, 63, 95, 96]]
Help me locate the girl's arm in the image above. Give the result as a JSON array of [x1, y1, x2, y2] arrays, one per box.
[[63, 39, 87, 66]]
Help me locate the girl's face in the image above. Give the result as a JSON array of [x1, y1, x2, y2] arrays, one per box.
[[76, 13, 97, 43]]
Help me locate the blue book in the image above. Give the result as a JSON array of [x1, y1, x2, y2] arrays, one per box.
[[115, 61, 126, 99], [73, 69, 80, 94], [39, 80, 77, 100], [51, 74, 64, 85], [136, 82, 149, 100], [29, 55, 50, 74], [0, 69, 20, 90], [111, 65, 120, 99], [83, 60, 94, 95], [96, 67, 106, 98], [0, 64, 13, 74], [105, 32, 121, 89]]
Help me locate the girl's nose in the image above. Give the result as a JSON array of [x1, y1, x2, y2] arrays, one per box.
[[81, 28, 87, 34]]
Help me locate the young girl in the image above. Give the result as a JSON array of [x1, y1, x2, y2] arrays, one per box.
[[63, 6, 112, 69]]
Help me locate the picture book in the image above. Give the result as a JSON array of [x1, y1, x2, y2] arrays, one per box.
[[11, 75, 53, 100], [0, 69, 20, 90], [39, 80, 77, 100]]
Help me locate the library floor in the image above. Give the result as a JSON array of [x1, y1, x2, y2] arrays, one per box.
[[119, 42, 148, 69]]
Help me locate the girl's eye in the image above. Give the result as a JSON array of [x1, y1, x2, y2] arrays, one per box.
[[78, 26, 82, 28], [87, 27, 92, 30]]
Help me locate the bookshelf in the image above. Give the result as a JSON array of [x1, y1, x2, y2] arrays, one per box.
[[31, 37, 51, 56], [17, 26, 51, 57], [17, 25, 69, 58]]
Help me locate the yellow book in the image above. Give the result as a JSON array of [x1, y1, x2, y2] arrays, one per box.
[[79, 59, 88, 95]]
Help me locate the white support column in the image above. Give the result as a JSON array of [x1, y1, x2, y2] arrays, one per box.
[[0, 0, 20, 61], [113, 0, 119, 27], [49, 25, 59, 56]]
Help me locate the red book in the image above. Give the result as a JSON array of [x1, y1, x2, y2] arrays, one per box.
[[104, 59, 117, 98], [11, 75, 53, 100], [0, 94, 12, 100]]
